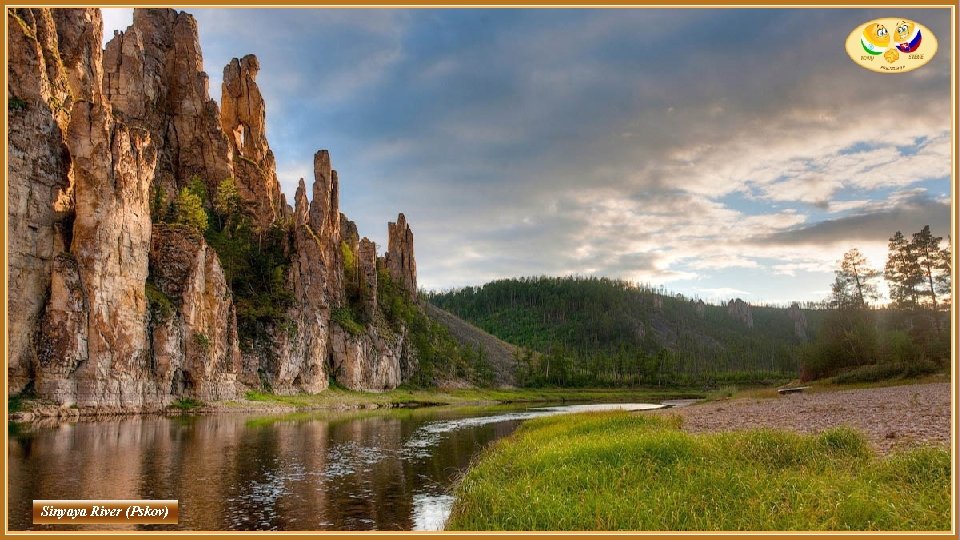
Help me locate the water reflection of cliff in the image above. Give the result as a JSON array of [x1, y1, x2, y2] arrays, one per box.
[[9, 408, 523, 531]]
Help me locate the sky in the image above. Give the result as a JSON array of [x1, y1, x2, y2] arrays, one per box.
[[101, 8, 953, 305]]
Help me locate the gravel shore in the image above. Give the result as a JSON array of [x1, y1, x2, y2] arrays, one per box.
[[654, 382, 952, 455]]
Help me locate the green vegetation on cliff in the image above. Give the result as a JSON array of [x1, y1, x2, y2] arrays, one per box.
[[376, 270, 495, 387], [447, 412, 949, 531], [149, 176, 295, 350]]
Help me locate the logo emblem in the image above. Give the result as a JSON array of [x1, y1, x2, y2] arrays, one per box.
[[846, 18, 937, 73]]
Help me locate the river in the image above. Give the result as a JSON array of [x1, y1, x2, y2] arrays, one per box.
[[8, 402, 666, 531]]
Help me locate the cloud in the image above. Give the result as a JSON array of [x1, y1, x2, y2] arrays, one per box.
[[755, 196, 951, 247], [697, 287, 752, 298], [168, 7, 952, 303]]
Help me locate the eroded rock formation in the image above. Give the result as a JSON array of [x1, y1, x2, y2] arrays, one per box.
[[727, 298, 754, 329], [386, 213, 417, 298], [787, 302, 808, 340], [149, 225, 243, 401], [221, 54, 284, 229], [103, 9, 234, 205], [357, 238, 379, 318], [8, 7, 420, 411]]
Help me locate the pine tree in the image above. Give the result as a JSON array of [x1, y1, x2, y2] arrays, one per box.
[[937, 237, 952, 309], [911, 226, 949, 311], [884, 231, 921, 308], [214, 177, 243, 230], [833, 248, 880, 309]]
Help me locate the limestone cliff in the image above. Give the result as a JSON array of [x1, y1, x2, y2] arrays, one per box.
[[220, 54, 284, 229], [8, 7, 423, 411]]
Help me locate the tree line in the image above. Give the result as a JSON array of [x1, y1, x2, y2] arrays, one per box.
[[802, 225, 951, 382], [426, 276, 807, 388]]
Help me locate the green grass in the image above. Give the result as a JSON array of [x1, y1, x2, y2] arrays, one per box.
[[241, 386, 703, 411], [169, 397, 203, 411], [447, 412, 950, 531], [8, 394, 27, 414]]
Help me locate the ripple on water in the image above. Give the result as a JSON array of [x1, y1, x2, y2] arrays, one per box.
[[321, 441, 392, 478]]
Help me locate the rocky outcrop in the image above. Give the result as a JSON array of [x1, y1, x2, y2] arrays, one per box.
[[695, 299, 706, 319], [340, 214, 359, 248], [103, 9, 234, 206], [61, 101, 157, 409], [275, 175, 336, 395], [727, 298, 754, 329], [18, 6, 165, 410], [149, 225, 242, 401], [787, 303, 808, 340], [220, 54, 283, 229], [329, 325, 405, 390], [7, 8, 77, 393], [385, 213, 417, 297], [357, 238, 379, 318], [9, 8, 423, 409]]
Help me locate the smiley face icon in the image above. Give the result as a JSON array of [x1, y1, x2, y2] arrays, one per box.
[[860, 23, 890, 55], [894, 19, 922, 52]]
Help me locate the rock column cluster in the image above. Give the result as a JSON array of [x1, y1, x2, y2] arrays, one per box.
[[8, 8, 419, 410]]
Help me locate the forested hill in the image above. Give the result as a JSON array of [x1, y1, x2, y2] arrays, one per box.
[[425, 277, 825, 386]]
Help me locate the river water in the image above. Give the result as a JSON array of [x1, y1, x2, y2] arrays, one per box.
[[8, 402, 664, 531]]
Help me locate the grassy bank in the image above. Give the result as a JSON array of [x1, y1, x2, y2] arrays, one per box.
[[8, 386, 703, 419], [447, 412, 949, 531], [238, 386, 703, 410]]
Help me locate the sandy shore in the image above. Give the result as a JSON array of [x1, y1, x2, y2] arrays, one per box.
[[654, 382, 952, 454]]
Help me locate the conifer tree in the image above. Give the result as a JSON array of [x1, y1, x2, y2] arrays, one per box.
[[833, 248, 880, 309], [884, 231, 921, 308], [911, 226, 949, 311]]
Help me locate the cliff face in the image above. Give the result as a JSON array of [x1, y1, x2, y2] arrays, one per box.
[[8, 8, 420, 410]]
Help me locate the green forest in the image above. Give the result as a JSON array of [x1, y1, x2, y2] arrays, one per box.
[[426, 277, 813, 387], [427, 225, 952, 389]]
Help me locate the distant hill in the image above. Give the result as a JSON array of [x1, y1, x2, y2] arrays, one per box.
[[426, 276, 826, 386]]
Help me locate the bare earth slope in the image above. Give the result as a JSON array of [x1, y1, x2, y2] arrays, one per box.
[[422, 303, 518, 386], [655, 382, 951, 454]]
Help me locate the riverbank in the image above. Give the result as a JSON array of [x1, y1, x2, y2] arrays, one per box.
[[8, 386, 704, 421], [653, 380, 950, 454], [447, 380, 952, 530], [447, 412, 950, 530]]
